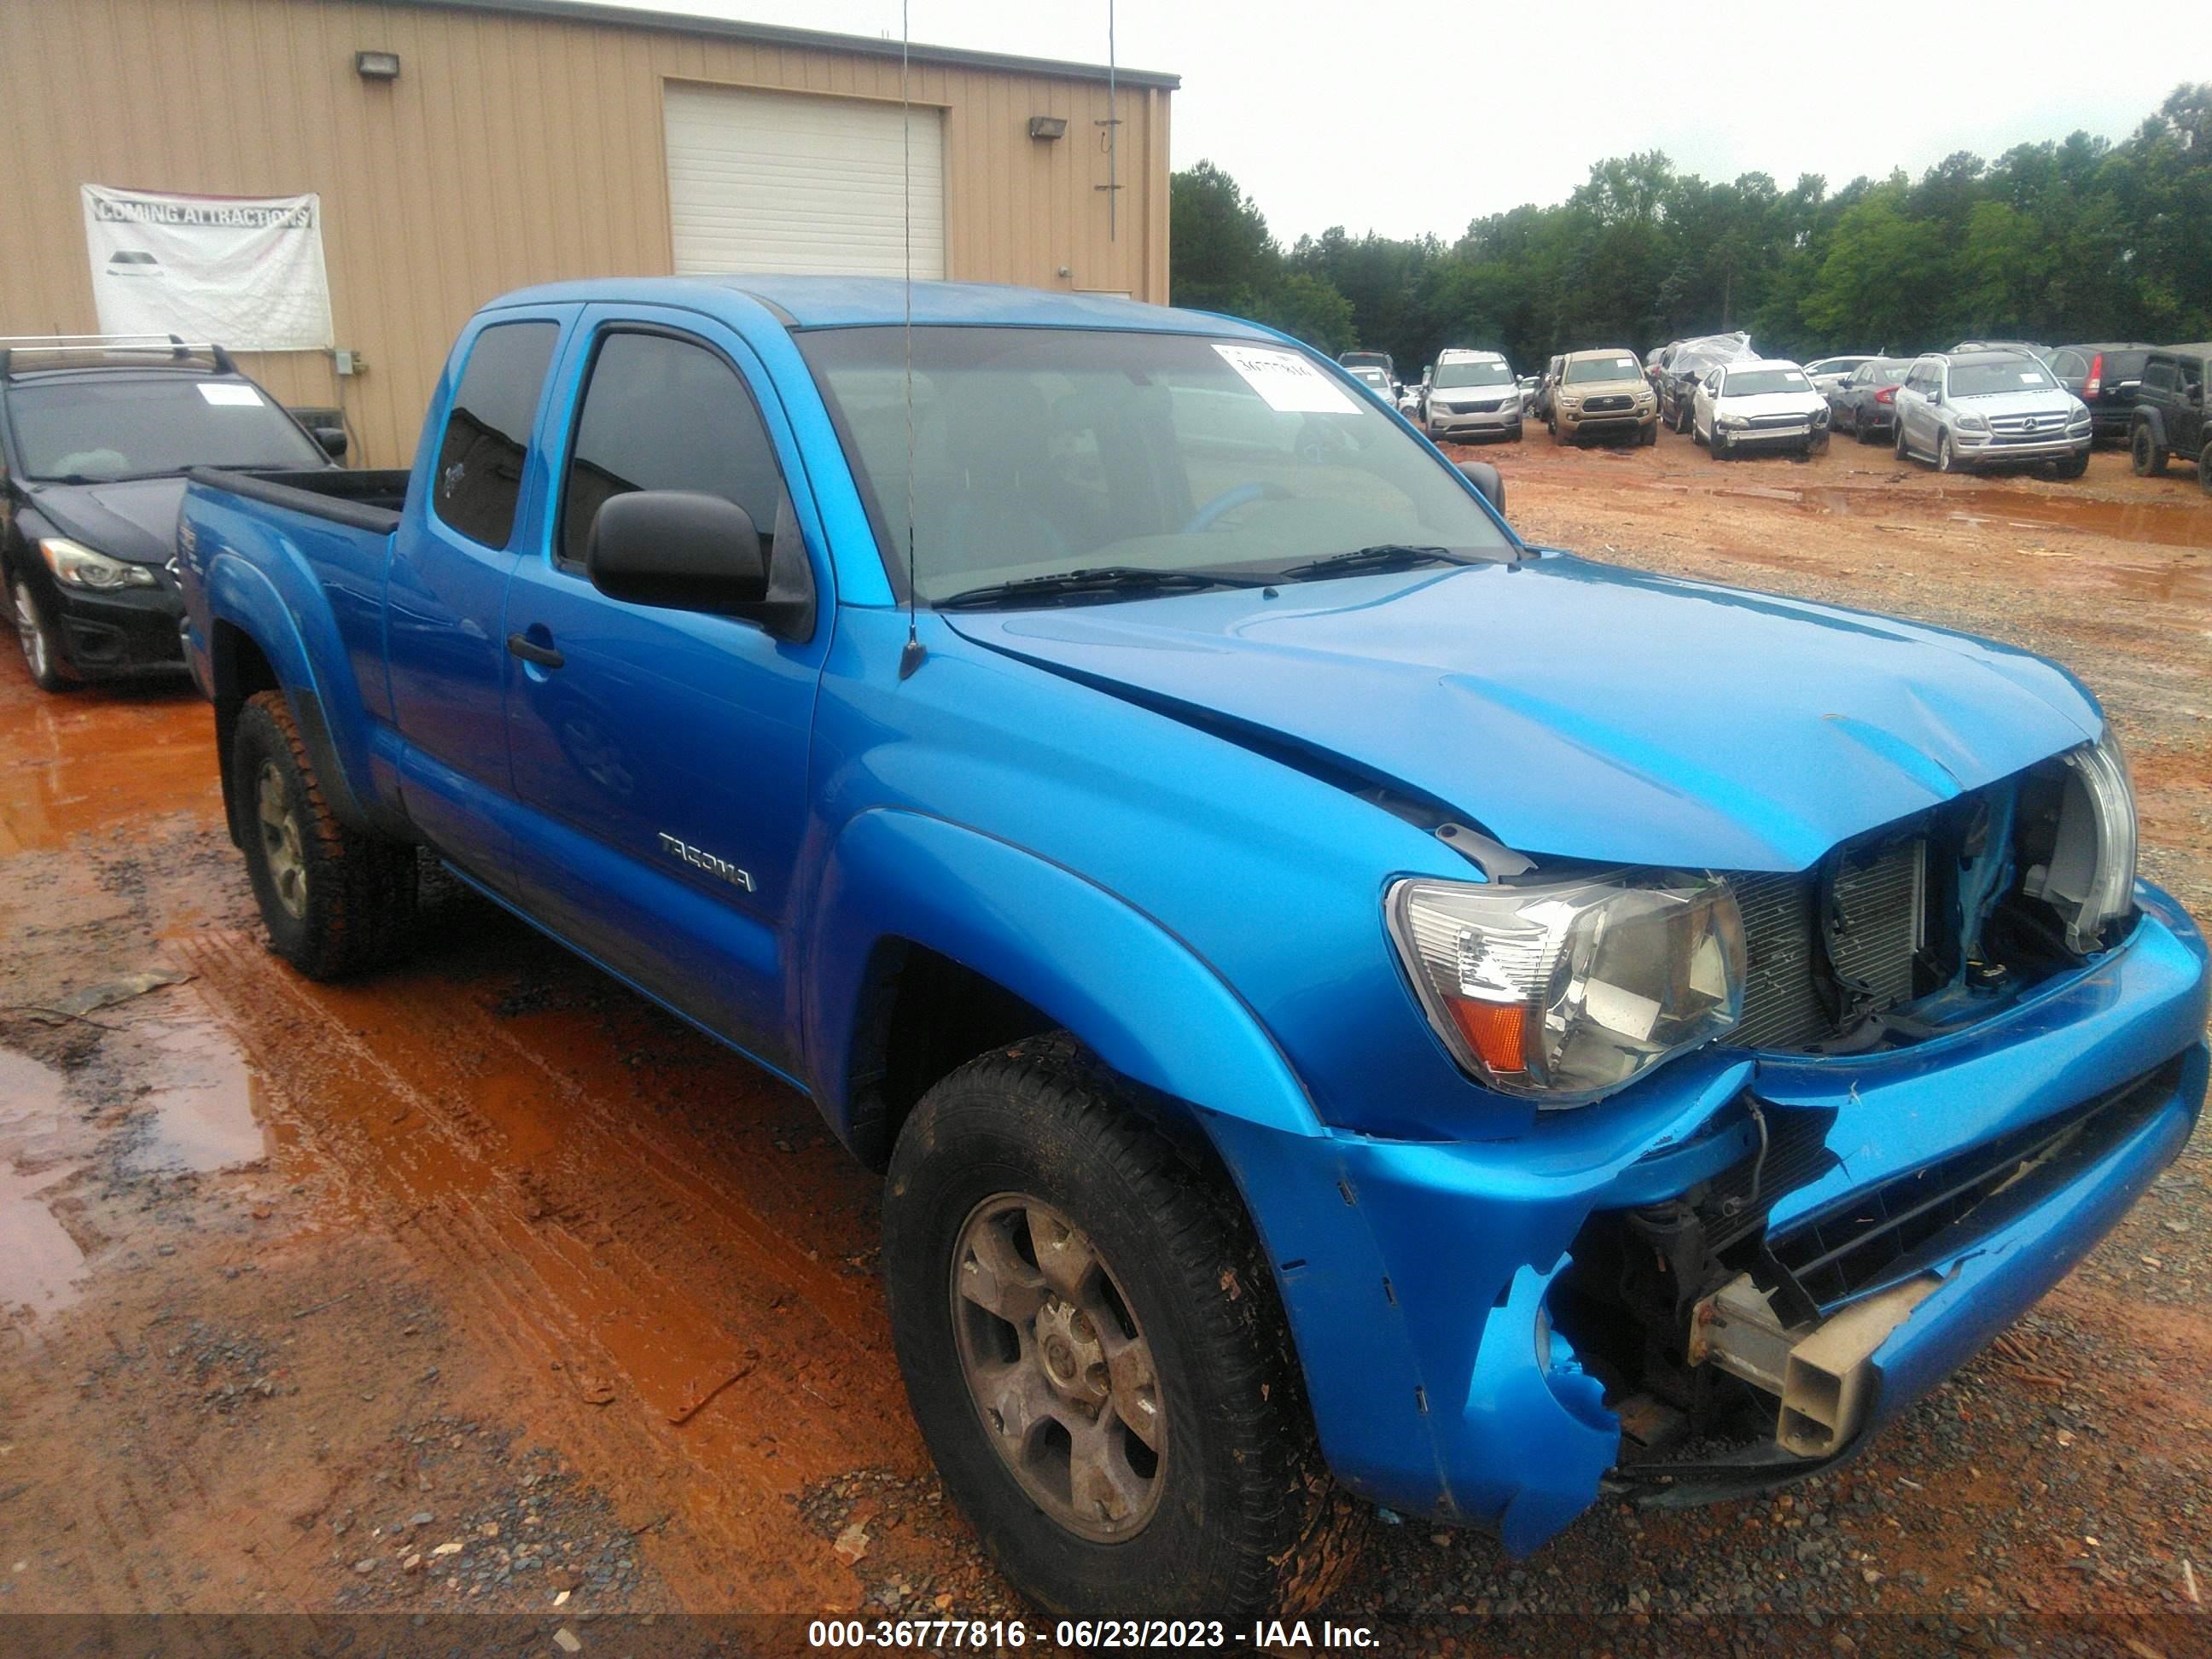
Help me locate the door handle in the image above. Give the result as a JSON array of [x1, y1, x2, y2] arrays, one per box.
[[506, 632, 564, 670]]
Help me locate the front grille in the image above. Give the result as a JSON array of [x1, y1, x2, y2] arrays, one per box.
[[1771, 1055, 2183, 1308], [1988, 413, 2069, 442], [1583, 394, 1633, 413], [1444, 399, 1502, 414], [1747, 413, 1810, 429], [1732, 835, 1927, 1051]]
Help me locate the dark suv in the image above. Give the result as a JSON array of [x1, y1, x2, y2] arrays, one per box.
[[2128, 346, 2209, 490], [2047, 343, 2157, 445], [1, 336, 341, 691]]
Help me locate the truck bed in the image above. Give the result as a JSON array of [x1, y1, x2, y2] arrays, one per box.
[[187, 466, 410, 533]]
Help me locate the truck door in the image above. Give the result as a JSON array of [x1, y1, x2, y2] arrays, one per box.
[[501, 309, 832, 1073], [385, 310, 568, 893]]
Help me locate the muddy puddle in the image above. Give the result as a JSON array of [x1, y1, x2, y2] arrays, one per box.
[[0, 683, 216, 855], [0, 1048, 86, 1313], [1709, 480, 2212, 553]]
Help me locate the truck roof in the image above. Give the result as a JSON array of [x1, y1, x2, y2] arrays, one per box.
[[487, 276, 1281, 338]]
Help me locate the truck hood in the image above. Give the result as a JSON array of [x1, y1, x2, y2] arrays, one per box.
[[944, 555, 2102, 872], [22, 476, 189, 565]]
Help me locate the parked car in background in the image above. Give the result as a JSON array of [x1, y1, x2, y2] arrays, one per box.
[[1691, 358, 1830, 459], [1339, 349, 1396, 388], [178, 275, 2209, 1621], [1398, 378, 1426, 419], [1, 335, 341, 692], [2128, 346, 2209, 489], [1531, 353, 1564, 422], [1423, 349, 1522, 442], [1659, 333, 1754, 432], [1950, 340, 2053, 368], [1802, 355, 1877, 397], [2047, 344, 2157, 445], [1827, 358, 1912, 443], [1516, 372, 1540, 403], [1550, 350, 1656, 445], [1346, 363, 1395, 405], [1894, 350, 2091, 477]]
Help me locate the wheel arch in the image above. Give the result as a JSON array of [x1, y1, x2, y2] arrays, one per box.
[[803, 808, 1324, 1168]]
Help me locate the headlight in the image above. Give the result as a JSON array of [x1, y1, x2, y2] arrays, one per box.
[[1953, 411, 1988, 433], [1387, 871, 1746, 1105], [2025, 734, 2138, 953], [1813, 405, 1831, 425], [39, 538, 158, 590], [1718, 413, 1747, 429]]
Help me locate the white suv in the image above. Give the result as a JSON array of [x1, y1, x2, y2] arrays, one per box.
[[1422, 349, 1522, 442]]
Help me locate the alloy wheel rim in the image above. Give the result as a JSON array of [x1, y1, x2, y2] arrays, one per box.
[[14, 585, 45, 679], [949, 1193, 1167, 1542], [254, 760, 309, 920]]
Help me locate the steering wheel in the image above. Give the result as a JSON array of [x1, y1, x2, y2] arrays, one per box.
[[1182, 481, 1291, 533]]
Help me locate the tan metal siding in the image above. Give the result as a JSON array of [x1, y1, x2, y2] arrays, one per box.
[[0, 0, 1171, 467]]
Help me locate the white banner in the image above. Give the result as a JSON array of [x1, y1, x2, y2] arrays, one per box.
[[81, 185, 334, 352]]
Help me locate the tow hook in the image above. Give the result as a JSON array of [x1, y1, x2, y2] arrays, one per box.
[[1688, 1272, 1941, 1457]]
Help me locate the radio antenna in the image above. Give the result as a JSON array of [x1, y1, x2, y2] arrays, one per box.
[[896, 0, 926, 680]]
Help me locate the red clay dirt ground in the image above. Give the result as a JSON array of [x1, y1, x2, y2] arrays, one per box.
[[1, 423, 2208, 1653]]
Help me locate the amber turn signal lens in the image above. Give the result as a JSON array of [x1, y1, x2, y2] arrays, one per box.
[[1447, 996, 1528, 1075]]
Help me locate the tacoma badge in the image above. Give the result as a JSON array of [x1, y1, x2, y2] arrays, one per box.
[[657, 832, 754, 891]]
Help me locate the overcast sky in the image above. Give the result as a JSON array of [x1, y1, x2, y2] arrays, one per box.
[[592, 0, 2209, 243]]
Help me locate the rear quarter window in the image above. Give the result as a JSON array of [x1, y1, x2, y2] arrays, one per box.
[[431, 321, 559, 549]]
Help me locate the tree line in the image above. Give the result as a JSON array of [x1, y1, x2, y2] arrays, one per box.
[[1169, 84, 2212, 376]]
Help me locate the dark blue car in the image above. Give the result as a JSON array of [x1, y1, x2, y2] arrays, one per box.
[[178, 277, 2208, 1620]]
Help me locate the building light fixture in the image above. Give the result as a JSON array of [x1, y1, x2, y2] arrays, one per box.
[[1027, 115, 1067, 141], [354, 49, 401, 80]]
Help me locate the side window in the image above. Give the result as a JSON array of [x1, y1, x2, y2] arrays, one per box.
[[559, 331, 786, 571], [2143, 362, 2174, 395], [432, 322, 558, 549]]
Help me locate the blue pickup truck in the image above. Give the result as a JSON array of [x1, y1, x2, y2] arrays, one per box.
[[178, 277, 2207, 1619]]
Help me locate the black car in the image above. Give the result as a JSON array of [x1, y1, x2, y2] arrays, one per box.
[[2128, 345, 2210, 490], [1, 338, 341, 691], [1826, 357, 1912, 442], [2046, 343, 2157, 445]]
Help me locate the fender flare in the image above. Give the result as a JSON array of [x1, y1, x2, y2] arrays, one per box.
[[800, 807, 1323, 1151], [206, 550, 401, 841], [2133, 408, 2169, 448]]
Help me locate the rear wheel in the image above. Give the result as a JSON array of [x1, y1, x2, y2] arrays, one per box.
[[1856, 412, 1880, 445], [882, 1035, 1358, 1621], [11, 579, 69, 693], [231, 690, 417, 981], [2133, 425, 2168, 476]]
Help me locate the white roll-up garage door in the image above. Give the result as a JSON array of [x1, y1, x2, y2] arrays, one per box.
[[665, 83, 946, 280]]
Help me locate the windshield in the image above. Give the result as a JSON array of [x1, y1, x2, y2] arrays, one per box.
[[1720, 368, 1812, 398], [799, 326, 1515, 604], [1564, 355, 1641, 385], [1951, 360, 2056, 396], [7, 376, 324, 481], [1435, 360, 1511, 389], [1866, 363, 1908, 385], [1353, 368, 1389, 388]]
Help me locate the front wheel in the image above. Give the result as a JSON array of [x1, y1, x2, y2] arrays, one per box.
[[1639, 420, 1657, 446], [12, 579, 69, 693], [1936, 432, 1961, 474], [2199, 445, 2212, 495], [882, 1035, 1357, 1620], [2052, 449, 2090, 480], [231, 690, 418, 980]]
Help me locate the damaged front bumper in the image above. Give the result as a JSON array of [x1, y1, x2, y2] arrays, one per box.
[[1207, 884, 2207, 1555]]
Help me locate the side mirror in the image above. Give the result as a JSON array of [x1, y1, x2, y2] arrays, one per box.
[[588, 489, 769, 612], [312, 425, 348, 460], [1456, 459, 1505, 515]]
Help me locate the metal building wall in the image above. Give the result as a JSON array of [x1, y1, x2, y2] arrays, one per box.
[[0, 0, 1173, 466]]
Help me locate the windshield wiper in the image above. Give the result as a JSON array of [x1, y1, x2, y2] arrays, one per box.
[[1275, 544, 1483, 580], [934, 565, 1270, 610]]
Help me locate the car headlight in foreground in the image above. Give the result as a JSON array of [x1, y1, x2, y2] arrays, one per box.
[[2027, 734, 2138, 953], [40, 537, 158, 591], [1388, 871, 1746, 1105]]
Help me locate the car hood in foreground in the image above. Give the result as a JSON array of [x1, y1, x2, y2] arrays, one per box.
[[22, 476, 189, 565], [945, 555, 2101, 872]]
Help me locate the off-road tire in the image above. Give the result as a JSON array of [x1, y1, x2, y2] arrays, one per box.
[[231, 690, 417, 981], [12, 579, 70, 693], [882, 1033, 1360, 1621], [2199, 445, 2212, 495], [1639, 420, 1657, 446], [2133, 425, 2167, 476]]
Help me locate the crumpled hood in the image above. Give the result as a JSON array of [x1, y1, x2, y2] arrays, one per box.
[[23, 476, 188, 565], [946, 555, 2103, 872]]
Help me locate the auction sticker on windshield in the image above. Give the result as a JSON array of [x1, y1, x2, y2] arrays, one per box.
[[1213, 344, 1357, 414], [196, 383, 264, 406]]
